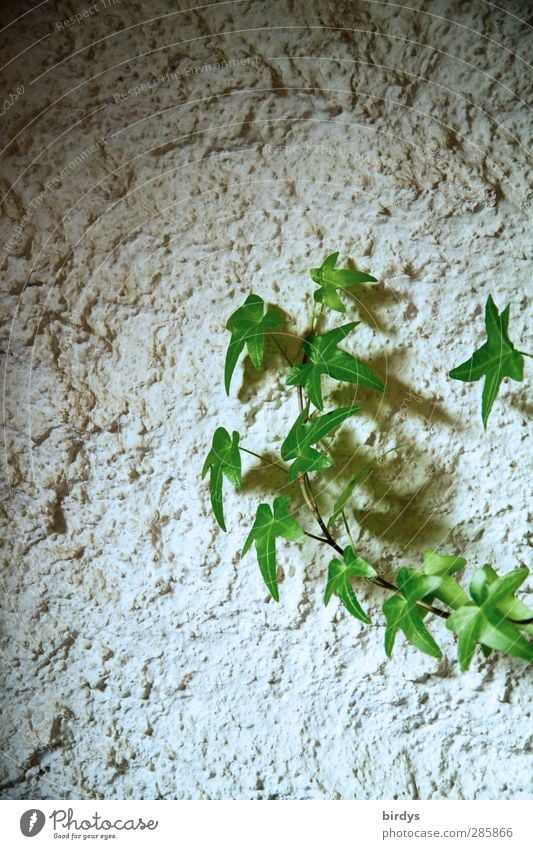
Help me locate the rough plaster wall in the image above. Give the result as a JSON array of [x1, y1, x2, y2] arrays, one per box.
[[0, 0, 531, 800]]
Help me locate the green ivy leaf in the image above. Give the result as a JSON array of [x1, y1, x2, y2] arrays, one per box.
[[444, 606, 481, 671], [224, 294, 282, 394], [383, 597, 442, 659], [202, 428, 241, 531], [423, 549, 467, 577], [285, 445, 332, 481], [421, 549, 469, 610], [281, 405, 361, 482], [481, 564, 533, 636], [327, 463, 373, 529], [449, 295, 524, 428], [242, 496, 305, 601], [446, 567, 533, 671], [396, 567, 443, 606], [391, 555, 468, 613], [286, 323, 384, 410], [310, 251, 377, 313], [382, 567, 443, 659], [324, 546, 377, 623]]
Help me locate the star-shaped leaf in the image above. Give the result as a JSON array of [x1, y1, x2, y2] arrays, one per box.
[[324, 546, 377, 623], [224, 293, 282, 394], [310, 251, 378, 313], [419, 549, 469, 610], [446, 567, 533, 671], [481, 564, 533, 636], [382, 567, 443, 659], [286, 323, 384, 410], [281, 405, 361, 482], [423, 549, 467, 577], [449, 295, 524, 427], [393, 554, 533, 635], [242, 496, 305, 601], [388, 550, 468, 613], [202, 428, 241, 531]]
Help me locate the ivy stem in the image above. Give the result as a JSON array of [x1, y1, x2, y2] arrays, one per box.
[[308, 302, 317, 334], [517, 350, 533, 359], [311, 302, 324, 334], [342, 509, 356, 550], [293, 356, 349, 554], [297, 474, 343, 555], [240, 446, 287, 473], [304, 531, 330, 544], [291, 324, 450, 621], [301, 480, 450, 620], [270, 334, 294, 367], [239, 448, 339, 548]]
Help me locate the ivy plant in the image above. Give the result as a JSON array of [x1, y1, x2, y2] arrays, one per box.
[[203, 254, 533, 671]]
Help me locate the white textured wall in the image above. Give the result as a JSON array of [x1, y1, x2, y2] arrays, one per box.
[[1, 0, 531, 800]]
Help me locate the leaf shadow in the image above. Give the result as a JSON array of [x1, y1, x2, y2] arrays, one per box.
[[341, 278, 405, 335], [352, 493, 450, 557], [329, 353, 460, 430], [315, 426, 455, 564], [507, 392, 533, 421], [240, 450, 295, 500]]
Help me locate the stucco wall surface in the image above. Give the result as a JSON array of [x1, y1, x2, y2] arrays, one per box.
[[1, 0, 531, 799]]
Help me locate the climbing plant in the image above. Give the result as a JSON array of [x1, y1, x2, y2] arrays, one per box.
[[203, 252, 533, 671]]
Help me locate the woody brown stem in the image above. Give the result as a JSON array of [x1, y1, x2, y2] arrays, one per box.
[[293, 348, 449, 620]]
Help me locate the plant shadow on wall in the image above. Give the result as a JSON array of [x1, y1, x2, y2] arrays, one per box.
[[339, 278, 410, 337], [509, 393, 533, 421], [330, 358, 458, 430], [240, 430, 455, 593], [320, 429, 453, 556], [203, 252, 533, 672]]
